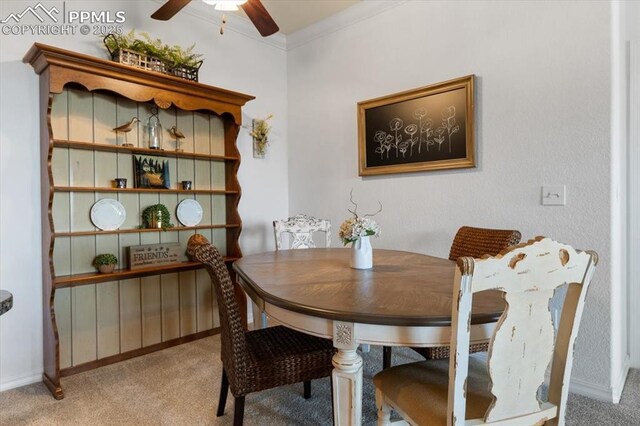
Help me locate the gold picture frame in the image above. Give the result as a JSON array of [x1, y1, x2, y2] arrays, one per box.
[[358, 75, 475, 176]]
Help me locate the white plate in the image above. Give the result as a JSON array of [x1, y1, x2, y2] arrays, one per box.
[[177, 199, 203, 227], [90, 199, 126, 231]]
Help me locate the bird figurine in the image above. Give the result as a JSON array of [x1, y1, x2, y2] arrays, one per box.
[[168, 126, 186, 152], [113, 117, 140, 147]]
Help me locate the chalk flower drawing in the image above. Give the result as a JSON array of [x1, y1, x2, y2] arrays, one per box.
[[441, 106, 460, 153], [373, 105, 459, 160]]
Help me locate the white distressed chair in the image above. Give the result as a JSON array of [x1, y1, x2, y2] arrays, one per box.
[[252, 214, 332, 330], [373, 237, 598, 426], [273, 214, 331, 250]]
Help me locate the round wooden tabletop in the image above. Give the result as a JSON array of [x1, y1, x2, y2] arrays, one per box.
[[233, 248, 505, 326]]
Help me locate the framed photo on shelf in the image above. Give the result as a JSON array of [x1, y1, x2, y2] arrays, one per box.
[[358, 75, 475, 176], [133, 155, 171, 189]]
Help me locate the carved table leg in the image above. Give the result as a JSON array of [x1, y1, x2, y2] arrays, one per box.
[[332, 322, 363, 425]]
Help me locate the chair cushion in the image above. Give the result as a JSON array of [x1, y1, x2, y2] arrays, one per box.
[[241, 325, 335, 395], [373, 356, 493, 425]]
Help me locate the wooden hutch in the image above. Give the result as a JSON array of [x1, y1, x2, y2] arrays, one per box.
[[23, 43, 252, 399]]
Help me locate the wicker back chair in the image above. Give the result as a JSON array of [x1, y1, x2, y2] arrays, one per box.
[[448, 226, 522, 261], [382, 226, 522, 369], [186, 234, 335, 426]]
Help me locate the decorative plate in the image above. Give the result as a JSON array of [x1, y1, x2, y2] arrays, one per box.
[[90, 199, 126, 231], [177, 199, 203, 227]]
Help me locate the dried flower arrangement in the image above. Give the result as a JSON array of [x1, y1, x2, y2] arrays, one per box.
[[338, 191, 382, 245], [247, 114, 273, 157]]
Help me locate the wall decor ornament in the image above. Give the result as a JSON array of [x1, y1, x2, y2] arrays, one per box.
[[90, 198, 126, 231], [133, 155, 171, 189], [176, 199, 203, 226], [247, 114, 273, 158], [127, 243, 185, 270], [146, 106, 163, 150], [112, 117, 140, 147], [168, 125, 185, 152], [358, 75, 475, 176]]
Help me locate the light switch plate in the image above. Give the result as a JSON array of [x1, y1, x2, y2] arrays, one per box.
[[542, 185, 566, 206]]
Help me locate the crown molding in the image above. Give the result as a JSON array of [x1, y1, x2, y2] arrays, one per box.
[[285, 0, 408, 51], [150, 0, 287, 50]]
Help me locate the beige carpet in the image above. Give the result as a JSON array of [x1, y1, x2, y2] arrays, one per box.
[[0, 335, 638, 425]]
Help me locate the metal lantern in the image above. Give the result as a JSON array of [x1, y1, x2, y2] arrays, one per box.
[[147, 107, 163, 150]]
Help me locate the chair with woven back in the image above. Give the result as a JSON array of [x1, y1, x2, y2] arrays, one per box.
[[374, 237, 598, 425], [186, 234, 335, 426], [382, 226, 522, 369]]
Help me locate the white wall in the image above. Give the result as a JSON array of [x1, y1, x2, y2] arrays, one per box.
[[627, 0, 640, 369], [610, 0, 630, 403], [0, 0, 288, 390], [287, 0, 618, 399]]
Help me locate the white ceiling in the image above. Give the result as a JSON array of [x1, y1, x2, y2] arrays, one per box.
[[237, 0, 361, 35]]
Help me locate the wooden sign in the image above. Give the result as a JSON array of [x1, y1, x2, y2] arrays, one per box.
[[128, 243, 186, 270]]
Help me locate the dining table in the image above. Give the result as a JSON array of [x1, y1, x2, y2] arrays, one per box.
[[232, 248, 505, 425]]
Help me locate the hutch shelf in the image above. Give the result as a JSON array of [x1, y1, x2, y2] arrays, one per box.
[[24, 43, 253, 399]]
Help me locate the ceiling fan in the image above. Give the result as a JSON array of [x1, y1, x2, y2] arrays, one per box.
[[151, 0, 279, 37]]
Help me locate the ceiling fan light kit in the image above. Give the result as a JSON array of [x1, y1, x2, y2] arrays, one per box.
[[202, 0, 248, 11], [152, 0, 279, 37]]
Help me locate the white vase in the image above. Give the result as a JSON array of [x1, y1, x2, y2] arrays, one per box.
[[351, 236, 373, 269]]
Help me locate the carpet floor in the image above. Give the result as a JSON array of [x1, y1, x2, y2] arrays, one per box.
[[0, 335, 638, 425]]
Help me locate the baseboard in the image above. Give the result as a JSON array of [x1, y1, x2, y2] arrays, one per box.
[[611, 355, 630, 403], [480, 351, 625, 403], [543, 366, 629, 403], [0, 371, 42, 392], [567, 375, 615, 401]]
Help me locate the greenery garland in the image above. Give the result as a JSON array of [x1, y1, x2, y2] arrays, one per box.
[[104, 29, 203, 68], [142, 204, 174, 230]]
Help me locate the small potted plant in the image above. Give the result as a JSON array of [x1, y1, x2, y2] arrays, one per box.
[[142, 204, 174, 230], [93, 253, 118, 274]]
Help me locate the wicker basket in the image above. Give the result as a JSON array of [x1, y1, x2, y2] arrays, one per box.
[[104, 34, 202, 82]]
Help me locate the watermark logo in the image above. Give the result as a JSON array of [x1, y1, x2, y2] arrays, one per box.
[[1, 2, 125, 36], [1, 3, 59, 24]]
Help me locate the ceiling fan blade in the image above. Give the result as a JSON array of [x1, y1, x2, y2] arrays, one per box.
[[240, 0, 279, 37], [151, 0, 192, 20]]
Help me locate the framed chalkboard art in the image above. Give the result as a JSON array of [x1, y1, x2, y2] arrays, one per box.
[[358, 75, 475, 176]]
